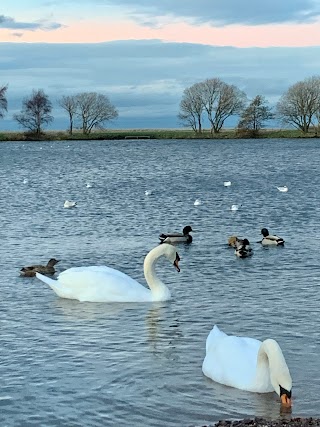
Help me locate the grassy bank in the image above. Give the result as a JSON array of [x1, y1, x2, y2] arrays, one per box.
[[0, 128, 319, 141]]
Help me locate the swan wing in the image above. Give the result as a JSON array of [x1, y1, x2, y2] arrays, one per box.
[[203, 326, 261, 391], [37, 266, 151, 302]]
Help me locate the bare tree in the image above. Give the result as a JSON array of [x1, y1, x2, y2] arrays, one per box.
[[178, 83, 203, 132], [13, 89, 53, 135], [75, 92, 118, 134], [276, 76, 320, 133], [237, 95, 274, 137], [0, 84, 8, 119], [199, 78, 246, 134], [59, 95, 78, 135]]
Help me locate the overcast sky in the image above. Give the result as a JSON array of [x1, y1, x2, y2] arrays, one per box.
[[1, 0, 320, 130]]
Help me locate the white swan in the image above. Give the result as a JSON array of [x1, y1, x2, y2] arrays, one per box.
[[36, 244, 181, 303], [86, 183, 92, 188], [145, 190, 152, 196], [194, 199, 202, 206], [64, 200, 77, 208], [202, 326, 292, 407], [224, 181, 232, 187], [277, 186, 288, 192]]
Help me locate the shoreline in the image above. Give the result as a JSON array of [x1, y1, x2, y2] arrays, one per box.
[[0, 128, 319, 141], [204, 417, 320, 427]]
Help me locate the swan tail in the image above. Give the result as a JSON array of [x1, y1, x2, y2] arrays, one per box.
[[36, 272, 72, 298], [206, 325, 227, 353], [36, 272, 57, 287]]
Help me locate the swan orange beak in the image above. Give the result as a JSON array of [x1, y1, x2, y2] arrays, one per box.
[[280, 394, 292, 408]]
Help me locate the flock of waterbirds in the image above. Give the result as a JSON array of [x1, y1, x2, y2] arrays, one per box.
[[18, 177, 292, 410]]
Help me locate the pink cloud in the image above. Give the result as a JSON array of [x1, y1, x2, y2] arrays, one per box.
[[1, 19, 320, 47]]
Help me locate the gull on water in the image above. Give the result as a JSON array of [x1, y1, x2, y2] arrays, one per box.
[[277, 186, 288, 192], [230, 204, 241, 211], [223, 181, 232, 187], [64, 200, 77, 208]]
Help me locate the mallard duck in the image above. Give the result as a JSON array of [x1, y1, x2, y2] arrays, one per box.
[[228, 236, 240, 248], [36, 244, 180, 302], [202, 325, 292, 407], [159, 225, 193, 244], [259, 228, 284, 246], [20, 258, 60, 277], [235, 238, 253, 258]]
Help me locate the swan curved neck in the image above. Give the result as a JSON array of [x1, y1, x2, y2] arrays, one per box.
[[143, 246, 171, 301], [255, 339, 291, 394]]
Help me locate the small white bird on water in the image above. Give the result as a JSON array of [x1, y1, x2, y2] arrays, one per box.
[[224, 181, 232, 187], [194, 199, 202, 206], [86, 183, 92, 188], [277, 186, 288, 192], [145, 190, 152, 196], [230, 204, 241, 211], [23, 178, 28, 184], [64, 200, 77, 208]]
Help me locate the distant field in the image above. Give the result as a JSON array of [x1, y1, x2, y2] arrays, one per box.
[[0, 128, 319, 141]]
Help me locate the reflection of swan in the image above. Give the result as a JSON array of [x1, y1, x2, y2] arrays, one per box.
[[277, 186, 288, 192], [202, 325, 292, 407], [36, 244, 181, 302]]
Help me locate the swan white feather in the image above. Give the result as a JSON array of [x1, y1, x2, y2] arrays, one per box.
[[202, 326, 292, 404], [36, 244, 180, 303]]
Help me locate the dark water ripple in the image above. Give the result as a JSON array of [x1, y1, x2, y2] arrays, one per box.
[[0, 138, 320, 426]]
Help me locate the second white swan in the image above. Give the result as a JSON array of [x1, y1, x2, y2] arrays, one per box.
[[36, 244, 181, 303], [202, 325, 292, 407]]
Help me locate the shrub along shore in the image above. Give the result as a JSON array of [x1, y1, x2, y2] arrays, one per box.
[[0, 128, 319, 141]]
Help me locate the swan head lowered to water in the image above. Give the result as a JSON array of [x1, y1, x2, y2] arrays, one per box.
[[202, 325, 292, 407], [36, 244, 181, 303]]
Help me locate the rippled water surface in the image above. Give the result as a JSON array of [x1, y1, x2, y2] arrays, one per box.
[[1, 138, 320, 426]]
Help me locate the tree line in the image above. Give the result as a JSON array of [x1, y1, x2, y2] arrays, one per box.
[[178, 75, 320, 136], [0, 87, 118, 135], [0, 75, 320, 136]]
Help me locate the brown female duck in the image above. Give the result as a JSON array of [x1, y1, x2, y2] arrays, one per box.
[[20, 258, 60, 277]]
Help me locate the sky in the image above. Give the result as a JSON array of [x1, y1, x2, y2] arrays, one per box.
[[1, 0, 320, 130]]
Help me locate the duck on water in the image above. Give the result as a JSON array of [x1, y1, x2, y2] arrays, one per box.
[[159, 225, 193, 244]]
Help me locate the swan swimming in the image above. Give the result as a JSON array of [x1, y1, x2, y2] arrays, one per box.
[[64, 200, 77, 208], [36, 244, 181, 302], [202, 325, 292, 407], [194, 199, 202, 206], [277, 186, 288, 192], [145, 190, 152, 196], [86, 183, 92, 188], [224, 181, 232, 187]]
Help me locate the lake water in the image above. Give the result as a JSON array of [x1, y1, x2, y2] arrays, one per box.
[[1, 138, 320, 426]]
